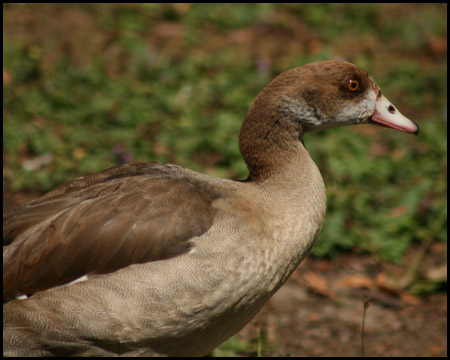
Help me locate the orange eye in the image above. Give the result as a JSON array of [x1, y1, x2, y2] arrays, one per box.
[[347, 79, 359, 91]]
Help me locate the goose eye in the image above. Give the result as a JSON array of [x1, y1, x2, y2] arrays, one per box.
[[347, 79, 359, 91]]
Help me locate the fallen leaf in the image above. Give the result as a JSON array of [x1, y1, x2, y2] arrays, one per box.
[[302, 272, 336, 298], [424, 263, 447, 282], [376, 272, 411, 291], [308, 313, 321, 322], [338, 274, 376, 290], [398, 291, 422, 305]]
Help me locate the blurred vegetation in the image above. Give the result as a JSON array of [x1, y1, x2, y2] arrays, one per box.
[[3, 4, 447, 265]]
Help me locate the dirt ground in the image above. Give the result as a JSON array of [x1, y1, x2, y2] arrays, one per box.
[[3, 183, 447, 357], [236, 254, 447, 357]]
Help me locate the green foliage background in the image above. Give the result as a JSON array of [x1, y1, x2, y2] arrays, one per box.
[[3, 4, 447, 262]]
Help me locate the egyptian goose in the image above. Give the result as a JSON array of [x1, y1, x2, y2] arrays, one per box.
[[3, 60, 419, 357]]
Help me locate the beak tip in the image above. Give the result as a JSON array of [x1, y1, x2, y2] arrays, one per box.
[[413, 122, 420, 136]]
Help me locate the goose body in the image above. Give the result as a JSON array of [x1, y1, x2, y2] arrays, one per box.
[[3, 60, 419, 356]]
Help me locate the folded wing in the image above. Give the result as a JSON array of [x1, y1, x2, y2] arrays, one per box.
[[3, 162, 218, 300]]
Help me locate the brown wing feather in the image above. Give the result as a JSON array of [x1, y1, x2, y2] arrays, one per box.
[[3, 162, 218, 300]]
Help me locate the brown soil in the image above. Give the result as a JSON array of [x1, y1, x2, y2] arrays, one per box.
[[236, 254, 447, 357]]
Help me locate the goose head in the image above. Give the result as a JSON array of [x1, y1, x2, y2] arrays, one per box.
[[239, 60, 419, 180]]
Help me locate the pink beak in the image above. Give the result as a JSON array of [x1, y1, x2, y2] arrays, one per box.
[[370, 94, 419, 135]]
